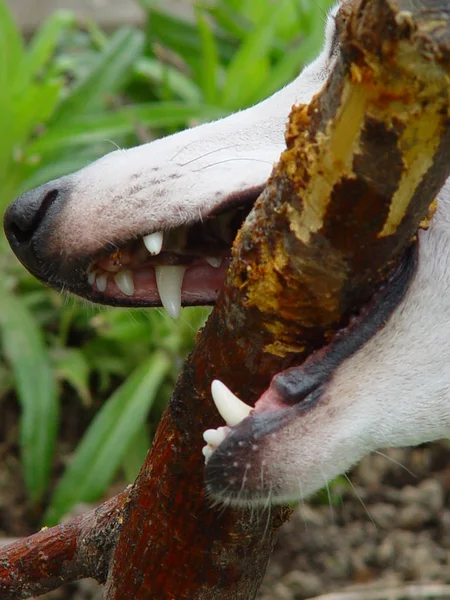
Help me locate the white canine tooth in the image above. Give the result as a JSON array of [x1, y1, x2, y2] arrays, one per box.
[[211, 380, 252, 427], [206, 257, 223, 268], [114, 270, 135, 296], [154, 265, 185, 319], [96, 273, 107, 292], [143, 231, 163, 255], [88, 269, 97, 285]]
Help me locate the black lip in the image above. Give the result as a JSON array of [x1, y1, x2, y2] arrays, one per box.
[[272, 242, 418, 406], [204, 404, 301, 503]]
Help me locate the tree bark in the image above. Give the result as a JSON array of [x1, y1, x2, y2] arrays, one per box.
[[0, 492, 127, 599], [1, 1, 449, 598]]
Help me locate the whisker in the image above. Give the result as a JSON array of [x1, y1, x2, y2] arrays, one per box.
[[179, 144, 247, 167], [373, 449, 417, 479], [193, 158, 274, 172], [236, 464, 251, 506], [297, 477, 309, 532], [343, 473, 377, 529], [321, 469, 335, 524], [104, 139, 122, 152], [263, 493, 272, 540]]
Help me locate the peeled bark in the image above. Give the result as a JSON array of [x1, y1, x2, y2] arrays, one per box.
[[1, 1, 449, 598]]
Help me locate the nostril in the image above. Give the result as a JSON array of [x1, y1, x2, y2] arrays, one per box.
[[8, 189, 59, 245]]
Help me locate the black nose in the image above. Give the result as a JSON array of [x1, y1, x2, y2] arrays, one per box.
[[4, 186, 59, 244], [3, 182, 63, 273]]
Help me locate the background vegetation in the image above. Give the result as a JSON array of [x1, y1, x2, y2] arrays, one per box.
[[0, 0, 334, 525]]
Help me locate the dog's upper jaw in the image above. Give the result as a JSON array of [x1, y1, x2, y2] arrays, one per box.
[[48, 38, 337, 260], [4, 4, 339, 312]]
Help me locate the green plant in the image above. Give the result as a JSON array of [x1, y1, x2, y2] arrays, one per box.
[[0, 0, 333, 524]]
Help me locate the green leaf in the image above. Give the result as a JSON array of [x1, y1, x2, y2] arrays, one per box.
[[15, 148, 104, 195], [45, 351, 171, 525], [134, 57, 202, 103], [241, 0, 269, 23], [196, 10, 220, 104], [12, 80, 62, 148], [146, 8, 235, 74], [0, 282, 59, 502], [52, 348, 92, 406], [27, 103, 228, 155], [222, 0, 288, 109], [0, 0, 25, 90], [52, 27, 145, 124], [203, 4, 249, 42], [121, 423, 150, 482], [24, 11, 76, 82], [251, 34, 324, 103]]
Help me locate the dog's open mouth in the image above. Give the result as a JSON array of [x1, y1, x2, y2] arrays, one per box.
[[3, 178, 264, 315], [84, 196, 256, 317]]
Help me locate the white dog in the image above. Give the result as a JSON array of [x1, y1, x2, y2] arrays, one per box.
[[4, 3, 450, 506]]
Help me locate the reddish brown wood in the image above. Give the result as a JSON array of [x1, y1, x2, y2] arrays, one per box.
[[0, 492, 128, 599]]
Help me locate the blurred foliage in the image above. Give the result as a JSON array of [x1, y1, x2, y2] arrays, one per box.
[[0, 0, 333, 524]]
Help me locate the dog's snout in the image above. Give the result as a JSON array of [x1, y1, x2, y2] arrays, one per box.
[[4, 186, 59, 247]]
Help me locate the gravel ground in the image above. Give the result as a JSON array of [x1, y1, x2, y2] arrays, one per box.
[[259, 443, 450, 600]]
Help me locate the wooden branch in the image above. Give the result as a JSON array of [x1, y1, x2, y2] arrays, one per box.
[[1, 1, 449, 599], [0, 492, 128, 600]]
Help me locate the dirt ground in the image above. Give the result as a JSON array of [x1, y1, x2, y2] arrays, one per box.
[[1, 395, 450, 600]]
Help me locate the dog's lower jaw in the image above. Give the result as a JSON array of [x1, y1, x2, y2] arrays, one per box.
[[203, 184, 450, 506]]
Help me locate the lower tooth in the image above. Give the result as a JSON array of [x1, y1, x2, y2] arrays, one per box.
[[154, 265, 185, 319], [96, 274, 107, 292], [114, 270, 135, 296], [206, 257, 223, 268], [88, 269, 97, 285]]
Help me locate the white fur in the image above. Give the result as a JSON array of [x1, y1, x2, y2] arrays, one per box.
[[51, 6, 340, 256]]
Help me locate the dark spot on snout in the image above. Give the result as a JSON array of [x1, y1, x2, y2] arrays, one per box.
[[4, 177, 70, 278]]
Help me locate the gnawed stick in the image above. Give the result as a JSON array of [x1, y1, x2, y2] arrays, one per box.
[[0, 492, 128, 600], [2, 1, 449, 599], [105, 2, 450, 600], [228, 0, 450, 357]]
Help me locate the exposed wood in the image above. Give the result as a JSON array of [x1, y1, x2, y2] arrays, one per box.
[[1, 1, 449, 598]]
